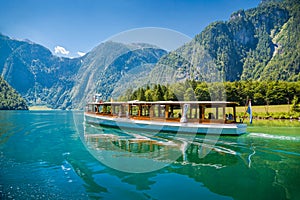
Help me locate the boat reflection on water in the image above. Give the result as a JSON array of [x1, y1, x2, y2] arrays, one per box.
[[83, 122, 242, 173]]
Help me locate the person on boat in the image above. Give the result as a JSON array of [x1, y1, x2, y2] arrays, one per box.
[[208, 113, 215, 119]]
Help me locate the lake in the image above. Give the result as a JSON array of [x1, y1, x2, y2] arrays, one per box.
[[0, 111, 299, 199]]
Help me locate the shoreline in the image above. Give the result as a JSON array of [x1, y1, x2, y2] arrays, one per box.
[[28, 106, 53, 110]]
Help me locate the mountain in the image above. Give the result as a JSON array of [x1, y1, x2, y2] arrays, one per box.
[[68, 42, 167, 109], [0, 33, 82, 109], [0, 76, 28, 110], [149, 0, 299, 82], [0, 34, 166, 109], [259, 0, 300, 81]]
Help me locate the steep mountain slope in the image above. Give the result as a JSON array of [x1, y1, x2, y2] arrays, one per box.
[[149, 40, 222, 84], [68, 42, 167, 109], [260, 0, 300, 81], [0, 34, 81, 109], [240, 0, 292, 80], [0, 76, 28, 110], [151, 0, 298, 82], [0, 35, 166, 109]]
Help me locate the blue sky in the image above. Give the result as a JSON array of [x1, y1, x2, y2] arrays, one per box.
[[0, 0, 260, 57]]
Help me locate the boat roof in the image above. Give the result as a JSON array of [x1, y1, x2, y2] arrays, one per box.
[[87, 100, 239, 106]]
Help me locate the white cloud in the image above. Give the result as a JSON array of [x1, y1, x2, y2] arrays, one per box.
[[54, 46, 70, 55], [77, 51, 86, 57]]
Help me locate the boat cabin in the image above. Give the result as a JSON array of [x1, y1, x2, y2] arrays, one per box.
[[86, 100, 239, 124]]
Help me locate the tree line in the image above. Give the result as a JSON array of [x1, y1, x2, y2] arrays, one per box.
[[0, 76, 28, 110], [118, 80, 300, 108]]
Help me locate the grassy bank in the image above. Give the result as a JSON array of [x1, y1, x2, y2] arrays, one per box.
[[236, 104, 300, 120]]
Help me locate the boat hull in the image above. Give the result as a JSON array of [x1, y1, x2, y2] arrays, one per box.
[[84, 113, 247, 136]]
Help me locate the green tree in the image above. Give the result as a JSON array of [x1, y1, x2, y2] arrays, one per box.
[[184, 88, 196, 101], [145, 89, 153, 101], [0, 76, 28, 110], [194, 84, 210, 101], [136, 88, 146, 101], [152, 84, 164, 101]]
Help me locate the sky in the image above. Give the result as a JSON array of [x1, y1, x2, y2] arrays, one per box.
[[0, 0, 261, 57]]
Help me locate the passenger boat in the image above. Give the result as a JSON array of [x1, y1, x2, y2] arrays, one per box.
[[84, 100, 247, 135]]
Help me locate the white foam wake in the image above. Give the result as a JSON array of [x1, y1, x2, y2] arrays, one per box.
[[248, 133, 299, 141]]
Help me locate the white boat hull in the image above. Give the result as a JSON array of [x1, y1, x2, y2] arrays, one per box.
[[84, 113, 247, 136]]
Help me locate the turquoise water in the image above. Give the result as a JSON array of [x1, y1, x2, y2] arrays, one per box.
[[0, 111, 300, 199]]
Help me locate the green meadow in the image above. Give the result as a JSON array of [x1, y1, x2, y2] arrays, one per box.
[[236, 104, 300, 120]]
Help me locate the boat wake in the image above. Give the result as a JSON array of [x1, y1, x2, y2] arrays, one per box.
[[248, 133, 300, 141]]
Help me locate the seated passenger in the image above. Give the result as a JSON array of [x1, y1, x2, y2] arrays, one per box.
[[178, 113, 181, 118]]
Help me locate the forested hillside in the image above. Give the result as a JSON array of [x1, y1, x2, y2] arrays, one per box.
[[198, 0, 299, 81], [153, 0, 299, 82], [0, 76, 28, 110], [260, 0, 300, 80]]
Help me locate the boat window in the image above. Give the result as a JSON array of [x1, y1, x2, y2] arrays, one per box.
[[203, 106, 226, 120], [208, 112, 215, 119], [225, 106, 236, 121], [86, 104, 94, 112], [118, 104, 128, 117], [100, 105, 111, 114], [112, 105, 121, 115], [170, 106, 181, 119], [152, 105, 165, 118], [97, 105, 103, 113], [141, 105, 150, 116], [131, 105, 139, 116], [204, 107, 216, 119], [217, 107, 225, 120], [188, 104, 199, 119]]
